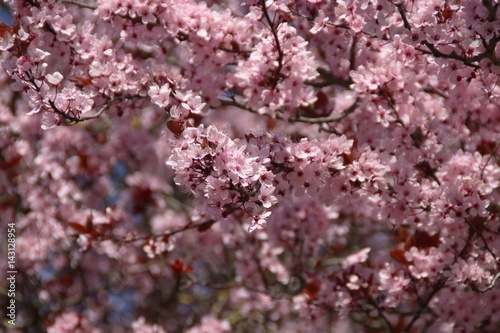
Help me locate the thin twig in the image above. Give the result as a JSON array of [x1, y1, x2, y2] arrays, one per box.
[[306, 68, 353, 89], [423, 86, 449, 99], [480, 140, 499, 180], [94, 219, 216, 244], [394, 2, 412, 31], [260, 0, 284, 89], [60, 0, 97, 10], [220, 97, 361, 124], [290, 98, 361, 123], [54, 100, 112, 123], [366, 296, 396, 333], [393, 1, 499, 68], [477, 272, 500, 292], [403, 277, 447, 333], [288, 8, 350, 30]]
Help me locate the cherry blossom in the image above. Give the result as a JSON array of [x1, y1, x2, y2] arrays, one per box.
[[0, 0, 499, 332]]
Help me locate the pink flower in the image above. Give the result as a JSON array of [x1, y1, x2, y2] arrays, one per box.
[[46, 72, 64, 85], [148, 83, 171, 108], [249, 211, 272, 232], [343, 247, 371, 268], [310, 10, 329, 34]]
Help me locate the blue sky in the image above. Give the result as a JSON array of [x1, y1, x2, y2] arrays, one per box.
[[0, 4, 12, 26]]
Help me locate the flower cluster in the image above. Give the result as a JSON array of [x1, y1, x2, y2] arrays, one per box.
[[1, 0, 499, 332], [168, 125, 276, 231]]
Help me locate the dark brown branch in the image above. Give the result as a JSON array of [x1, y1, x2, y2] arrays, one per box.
[[421, 35, 500, 68], [49, 99, 112, 124], [260, 0, 284, 89], [219, 98, 257, 113], [403, 277, 447, 333], [482, 0, 498, 22], [94, 219, 216, 244], [349, 36, 357, 71], [288, 8, 350, 30], [393, 0, 499, 68], [369, 298, 396, 333], [421, 41, 479, 67], [306, 68, 353, 89], [394, 2, 412, 31], [423, 86, 449, 99], [60, 0, 97, 10], [476, 272, 500, 292], [481, 141, 499, 180], [220, 97, 361, 124], [290, 98, 361, 123], [25, 71, 113, 124]]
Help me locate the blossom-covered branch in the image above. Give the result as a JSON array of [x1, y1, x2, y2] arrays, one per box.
[[1, 0, 499, 332]]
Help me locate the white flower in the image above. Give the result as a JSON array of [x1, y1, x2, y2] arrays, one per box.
[[310, 10, 329, 34], [249, 211, 271, 232], [46, 72, 64, 85]]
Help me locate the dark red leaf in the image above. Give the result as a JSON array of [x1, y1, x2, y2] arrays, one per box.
[[414, 230, 440, 249], [390, 249, 410, 265], [0, 22, 12, 37], [303, 279, 321, 299], [167, 120, 183, 137], [68, 222, 88, 234]]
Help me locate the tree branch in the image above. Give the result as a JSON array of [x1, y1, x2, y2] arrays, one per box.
[[93, 219, 216, 244], [260, 0, 284, 89], [290, 98, 361, 123], [306, 68, 353, 89], [220, 97, 361, 124], [394, 2, 412, 31], [49, 99, 112, 124], [60, 0, 97, 10], [403, 277, 447, 333]]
